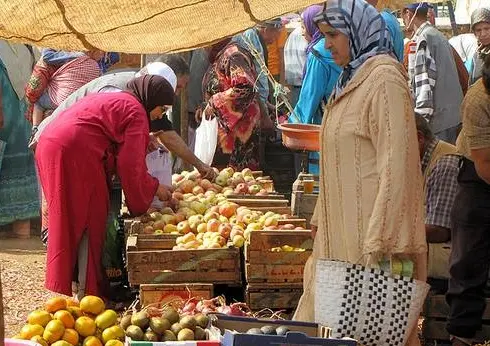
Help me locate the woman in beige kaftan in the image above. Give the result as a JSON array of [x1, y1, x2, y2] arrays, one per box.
[[293, 1, 428, 345]]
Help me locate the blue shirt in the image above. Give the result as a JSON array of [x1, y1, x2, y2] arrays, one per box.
[[381, 11, 404, 62], [233, 29, 269, 103], [290, 38, 341, 125], [289, 38, 341, 175]]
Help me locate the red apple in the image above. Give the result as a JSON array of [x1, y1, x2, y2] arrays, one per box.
[[207, 219, 220, 232], [219, 203, 238, 219], [235, 183, 248, 194], [219, 223, 232, 239]]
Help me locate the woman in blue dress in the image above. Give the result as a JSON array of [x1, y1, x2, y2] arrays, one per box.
[[289, 5, 341, 175], [0, 41, 39, 237]]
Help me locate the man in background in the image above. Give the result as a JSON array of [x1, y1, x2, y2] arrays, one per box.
[[402, 2, 463, 144]]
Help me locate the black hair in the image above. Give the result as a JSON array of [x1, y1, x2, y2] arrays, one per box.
[[415, 114, 434, 140], [483, 54, 490, 94], [154, 54, 190, 76], [404, 7, 429, 20]]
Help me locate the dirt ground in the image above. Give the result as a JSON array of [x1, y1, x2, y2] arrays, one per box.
[[0, 237, 67, 337]]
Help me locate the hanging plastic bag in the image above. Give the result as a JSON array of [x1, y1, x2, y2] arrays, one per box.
[[194, 117, 218, 165], [146, 148, 172, 209]]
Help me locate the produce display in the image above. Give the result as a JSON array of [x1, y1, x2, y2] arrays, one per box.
[[138, 179, 302, 250], [13, 296, 125, 346], [172, 168, 272, 197], [122, 296, 252, 342]]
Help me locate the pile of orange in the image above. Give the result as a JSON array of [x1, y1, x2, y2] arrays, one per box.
[[14, 296, 125, 346]]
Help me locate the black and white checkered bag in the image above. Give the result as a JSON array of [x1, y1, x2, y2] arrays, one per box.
[[315, 260, 430, 346]]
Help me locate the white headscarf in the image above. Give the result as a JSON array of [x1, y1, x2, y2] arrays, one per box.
[[136, 62, 177, 92]]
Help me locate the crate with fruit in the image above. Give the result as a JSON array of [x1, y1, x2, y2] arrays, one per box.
[[244, 228, 312, 311], [245, 229, 312, 284]]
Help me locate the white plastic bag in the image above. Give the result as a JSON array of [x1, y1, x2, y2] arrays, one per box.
[[194, 117, 218, 165], [146, 148, 172, 209]]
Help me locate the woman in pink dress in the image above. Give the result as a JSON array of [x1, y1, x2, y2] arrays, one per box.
[[36, 75, 174, 298]]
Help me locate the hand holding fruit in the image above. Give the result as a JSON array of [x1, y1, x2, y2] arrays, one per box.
[[198, 164, 217, 181], [156, 185, 173, 201]]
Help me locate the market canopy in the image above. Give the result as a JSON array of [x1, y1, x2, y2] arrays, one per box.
[[0, 0, 325, 54]]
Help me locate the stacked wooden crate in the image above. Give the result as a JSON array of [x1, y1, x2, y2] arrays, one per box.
[[244, 223, 312, 311], [227, 194, 291, 215], [126, 219, 241, 305]]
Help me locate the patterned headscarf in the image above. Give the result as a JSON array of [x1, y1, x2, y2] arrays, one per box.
[[471, 7, 490, 57], [314, 0, 393, 97], [471, 7, 490, 31], [302, 5, 324, 54]]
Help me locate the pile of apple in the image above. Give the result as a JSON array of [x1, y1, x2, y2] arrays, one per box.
[[172, 167, 271, 197], [172, 207, 287, 250]]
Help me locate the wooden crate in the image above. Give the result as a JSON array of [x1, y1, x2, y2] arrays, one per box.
[[245, 230, 312, 283], [126, 234, 178, 251], [422, 294, 490, 342], [246, 282, 303, 310], [139, 283, 214, 306], [127, 247, 241, 286]]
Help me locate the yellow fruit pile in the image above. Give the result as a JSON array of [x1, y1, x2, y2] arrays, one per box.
[[14, 296, 125, 346]]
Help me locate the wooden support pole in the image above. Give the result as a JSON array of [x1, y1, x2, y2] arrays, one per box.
[[447, 1, 458, 36], [180, 86, 189, 149]]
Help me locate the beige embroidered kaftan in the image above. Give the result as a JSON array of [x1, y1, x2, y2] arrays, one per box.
[[294, 55, 428, 346]]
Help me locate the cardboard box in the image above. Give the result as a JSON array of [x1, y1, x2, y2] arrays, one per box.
[[222, 330, 358, 346], [210, 314, 324, 337]]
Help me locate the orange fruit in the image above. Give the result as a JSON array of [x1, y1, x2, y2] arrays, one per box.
[[66, 298, 79, 307], [51, 341, 73, 346], [101, 325, 124, 344], [80, 296, 105, 315], [75, 316, 96, 337], [20, 324, 44, 339], [54, 310, 75, 329], [30, 335, 49, 346], [67, 306, 83, 319], [105, 341, 124, 346], [46, 297, 67, 313], [83, 336, 103, 346], [27, 310, 52, 327], [62, 328, 80, 345], [43, 319, 65, 344]]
